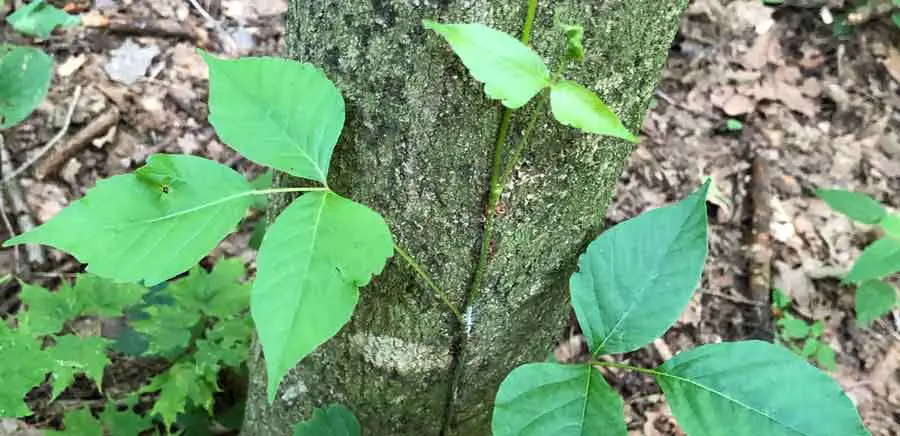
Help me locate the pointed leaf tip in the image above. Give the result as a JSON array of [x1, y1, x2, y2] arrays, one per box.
[[550, 80, 637, 142]]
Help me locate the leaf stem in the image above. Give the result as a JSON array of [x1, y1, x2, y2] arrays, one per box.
[[143, 186, 328, 224], [393, 243, 462, 320], [499, 90, 549, 189], [251, 186, 330, 196], [589, 360, 666, 378]]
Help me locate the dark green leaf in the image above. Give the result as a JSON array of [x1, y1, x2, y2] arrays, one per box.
[[203, 52, 344, 183], [168, 259, 249, 319], [47, 408, 102, 436], [844, 237, 900, 283], [6, 0, 79, 39], [549, 80, 636, 142], [143, 361, 218, 427], [99, 405, 154, 436], [816, 189, 886, 224], [855, 280, 897, 325], [293, 404, 361, 436], [571, 183, 708, 355], [492, 363, 626, 436], [656, 341, 867, 436], [0, 45, 52, 129], [254, 191, 393, 401], [71, 274, 146, 317], [423, 20, 550, 109], [46, 335, 110, 399], [561, 24, 584, 61], [3, 155, 253, 286], [0, 323, 49, 417], [131, 304, 199, 357]]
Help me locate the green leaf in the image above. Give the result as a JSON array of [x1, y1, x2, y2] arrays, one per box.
[[168, 259, 249, 319], [726, 118, 743, 131], [423, 20, 550, 109], [879, 213, 900, 239], [293, 404, 361, 436], [143, 361, 218, 427], [203, 52, 343, 183], [0, 45, 52, 129], [549, 80, 636, 142], [816, 189, 886, 224], [571, 183, 708, 355], [891, 12, 900, 28], [810, 320, 825, 337], [70, 274, 146, 317], [6, 0, 80, 39], [99, 405, 154, 436], [46, 335, 110, 399], [855, 280, 897, 325], [844, 237, 900, 283], [771, 288, 791, 310], [47, 408, 103, 436], [492, 363, 626, 436], [777, 314, 810, 339], [131, 304, 199, 356], [800, 338, 819, 358], [18, 282, 82, 336], [3, 154, 253, 286], [561, 24, 584, 61], [0, 324, 49, 417], [815, 344, 837, 371], [656, 341, 867, 436], [250, 170, 274, 210], [254, 191, 393, 401]]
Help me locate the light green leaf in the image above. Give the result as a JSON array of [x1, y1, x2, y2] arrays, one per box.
[[46, 335, 110, 399], [203, 52, 343, 183], [815, 344, 837, 371], [844, 237, 900, 283], [571, 183, 708, 355], [549, 80, 636, 142], [800, 338, 819, 358], [18, 282, 82, 336], [492, 363, 626, 436], [880, 213, 900, 239], [810, 320, 825, 337], [423, 20, 550, 109], [143, 361, 218, 427], [816, 189, 886, 224], [855, 280, 897, 325], [656, 341, 867, 436], [254, 191, 393, 401], [293, 404, 361, 436], [777, 314, 810, 339], [6, 0, 80, 39], [3, 154, 253, 285], [47, 408, 102, 436], [771, 288, 791, 310], [0, 324, 49, 417], [0, 45, 52, 129]]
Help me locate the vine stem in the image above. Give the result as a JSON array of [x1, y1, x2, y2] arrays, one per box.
[[499, 90, 549, 190], [393, 243, 462, 320]]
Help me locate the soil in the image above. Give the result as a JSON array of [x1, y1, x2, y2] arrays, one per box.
[[0, 0, 898, 434]]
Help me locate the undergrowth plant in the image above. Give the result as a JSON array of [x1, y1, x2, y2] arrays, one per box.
[[817, 188, 900, 325], [771, 288, 837, 370], [0, 258, 251, 434], [0, 2, 871, 434]]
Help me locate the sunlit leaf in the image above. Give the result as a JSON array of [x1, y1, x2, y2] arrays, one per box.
[[844, 237, 900, 284], [855, 280, 897, 325], [816, 189, 886, 225], [549, 80, 636, 142], [46, 335, 110, 399]]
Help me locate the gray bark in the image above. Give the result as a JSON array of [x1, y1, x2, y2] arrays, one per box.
[[243, 1, 687, 434]]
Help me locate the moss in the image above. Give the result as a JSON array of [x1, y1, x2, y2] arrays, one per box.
[[242, 1, 688, 435]]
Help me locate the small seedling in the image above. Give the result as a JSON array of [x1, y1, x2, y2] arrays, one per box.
[[772, 288, 837, 370]]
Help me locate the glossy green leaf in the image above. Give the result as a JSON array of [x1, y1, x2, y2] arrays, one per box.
[[203, 52, 344, 183], [47, 408, 103, 436], [844, 237, 900, 283], [777, 314, 809, 339], [549, 80, 637, 142], [6, 0, 79, 39], [3, 154, 253, 285], [880, 213, 900, 239], [47, 335, 110, 399], [293, 404, 361, 436], [855, 280, 897, 325], [423, 21, 550, 109], [143, 361, 218, 427], [571, 183, 708, 355], [492, 363, 626, 436], [0, 45, 52, 129], [0, 324, 49, 417], [656, 341, 867, 436], [254, 191, 393, 401], [816, 189, 886, 224]]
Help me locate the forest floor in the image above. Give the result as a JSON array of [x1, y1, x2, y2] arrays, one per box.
[[0, 0, 898, 434]]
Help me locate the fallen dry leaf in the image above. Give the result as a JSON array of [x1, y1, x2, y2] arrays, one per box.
[[882, 46, 900, 84], [57, 54, 87, 77]]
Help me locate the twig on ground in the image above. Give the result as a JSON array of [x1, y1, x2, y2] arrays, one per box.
[[1, 85, 82, 186], [0, 136, 45, 267], [81, 13, 207, 43], [185, 0, 238, 55], [747, 154, 774, 339], [35, 107, 120, 180], [654, 89, 720, 122]]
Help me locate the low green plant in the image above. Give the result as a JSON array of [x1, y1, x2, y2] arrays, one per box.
[[0, 258, 251, 434], [5, 0, 80, 39], [771, 288, 837, 370], [817, 188, 900, 325]]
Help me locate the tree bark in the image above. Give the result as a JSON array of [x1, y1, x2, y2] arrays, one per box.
[[243, 1, 687, 434]]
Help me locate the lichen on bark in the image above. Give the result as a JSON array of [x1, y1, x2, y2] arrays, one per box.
[[242, 1, 688, 435]]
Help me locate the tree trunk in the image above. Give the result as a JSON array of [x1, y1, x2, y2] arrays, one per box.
[[242, 1, 687, 434]]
